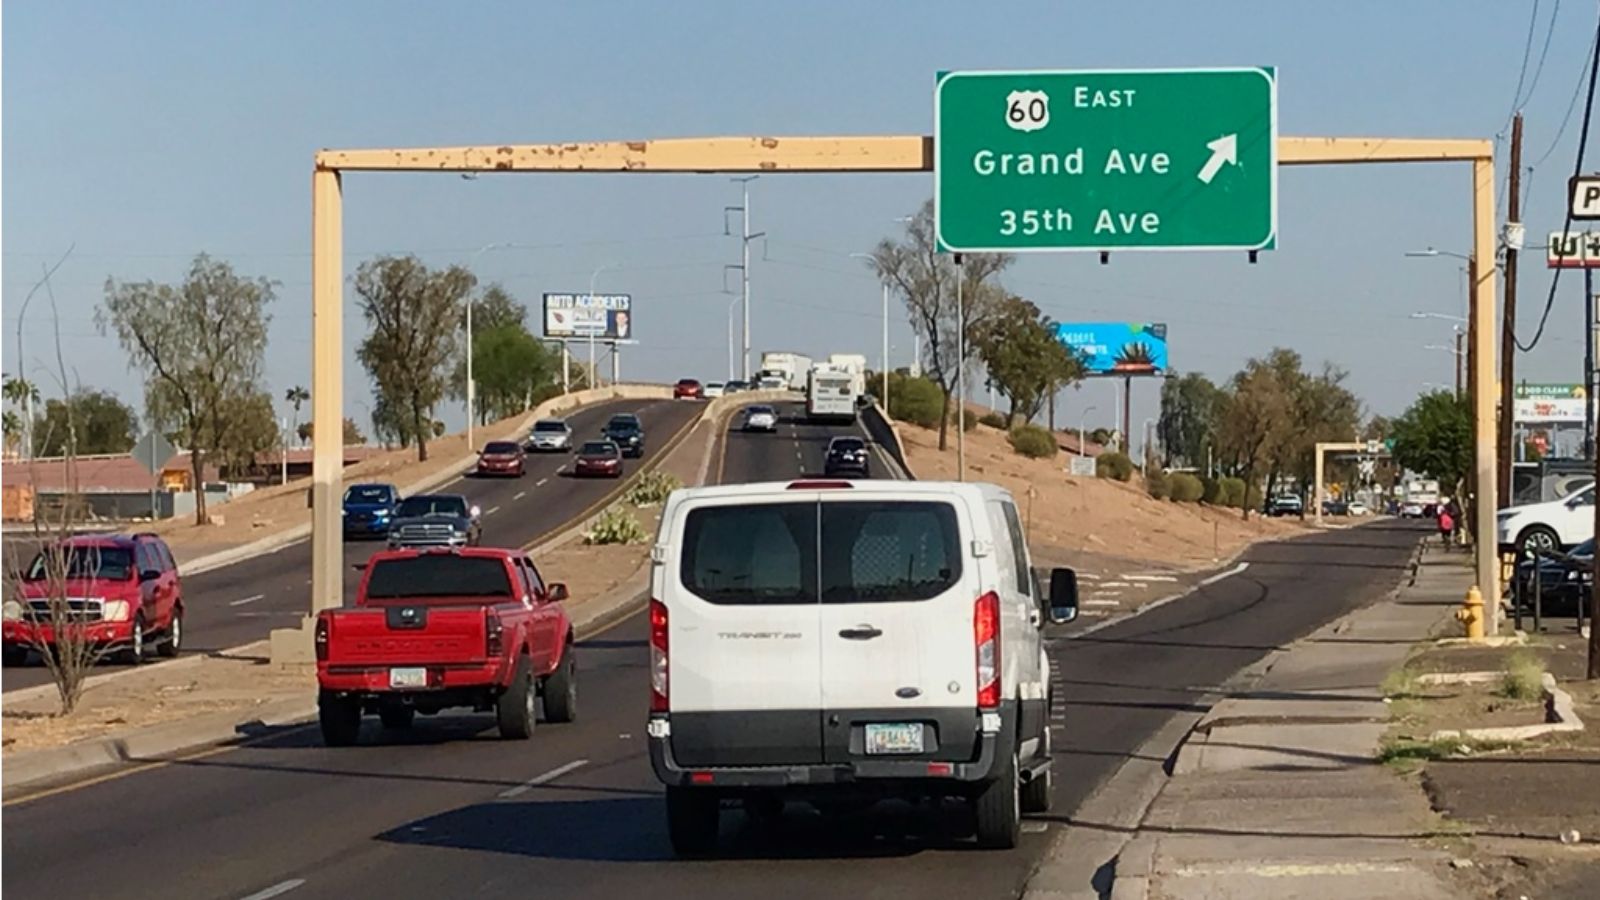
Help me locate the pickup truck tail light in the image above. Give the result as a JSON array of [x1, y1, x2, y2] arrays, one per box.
[[314, 616, 329, 662], [649, 599, 669, 713], [974, 591, 1000, 709], [486, 609, 504, 658]]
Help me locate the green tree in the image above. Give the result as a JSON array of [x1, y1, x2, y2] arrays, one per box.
[[285, 385, 310, 446], [973, 294, 1083, 426], [99, 255, 275, 524], [1279, 362, 1361, 487], [355, 255, 475, 462], [156, 388, 279, 478], [1158, 371, 1225, 469], [297, 417, 365, 446], [1216, 353, 1296, 520], [1390, 390, 1472, 498], [32, 389, 138, 457], [871, 199, 1011, 450], [3, 375, 41, 457], [466, 284, 526, 332]]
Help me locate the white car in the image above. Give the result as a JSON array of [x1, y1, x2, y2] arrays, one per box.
[[741, 405, 778, 433], [1497, 484, 1594, 555], [1400, 502, 1425, 518], [757, 375, 786, 391], [646, 479, 1078, 854], [525, 418, 572, 452], [1346, 501, 1370, 517], [703, 382, 725, 399]]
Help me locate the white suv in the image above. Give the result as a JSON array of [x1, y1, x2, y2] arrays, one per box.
[[1497, 483, 1594, 555], [645, 478, 1079, 854]]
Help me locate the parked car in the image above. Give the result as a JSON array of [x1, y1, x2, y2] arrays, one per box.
[[602, 413, 646, 458], [3, 533, 184, 666], [1497, 484, 1595, 556], [1267, 495, 1303, 517], [343, 483, 401, 540], [1346, 500, 1370, 517], [526, 418, 573, 453], [1400, 502, 1425, 518], [573, 440, 623, 478], [703, 382, 726, 399], [1512, 537, 1593, 615], [476, 440, 526, 478], [1320, 499, 1348, 516], [314, 547, 576, 745], [647, 479, 1079, 854], [724, 380, 749, 394], [675, 379, 705, 400], [823, 435, 871, 477], [386, 494, 481, 549], [741, 404, 779, 433]]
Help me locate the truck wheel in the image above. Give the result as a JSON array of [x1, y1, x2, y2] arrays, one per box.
[[973, 749, 1022, 849], [118, 616, 147, 666], [542, 648, 578, 723], [666, 786, 720, 856], [319, 692, 361, 747], [2, 645, 29, 667], [379, 704, 415, 730], [1021, 726, 1054, 814], [497, 656, 536, 740], [157, 607, 183, 658]]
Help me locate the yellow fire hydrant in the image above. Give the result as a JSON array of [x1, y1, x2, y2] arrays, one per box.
[[1455, 586, 1484, 639]]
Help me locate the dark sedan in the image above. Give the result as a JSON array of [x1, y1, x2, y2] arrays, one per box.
[[573, 440, 624, 479], [1513, 538, 1593, 615], [602, 414, 646, 458], [823, 436, 870, 478]]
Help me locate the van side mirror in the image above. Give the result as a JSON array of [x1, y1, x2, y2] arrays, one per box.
[[546, 583, 569, 603], [1046, 568, 1079, 624]]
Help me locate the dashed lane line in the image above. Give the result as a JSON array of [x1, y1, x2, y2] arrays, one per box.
[[498, 759, 589, 799]]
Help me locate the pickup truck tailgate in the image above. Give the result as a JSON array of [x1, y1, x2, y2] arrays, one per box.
[[324, 606, 488, 666]]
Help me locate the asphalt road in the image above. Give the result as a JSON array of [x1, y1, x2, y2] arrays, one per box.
[[719, 400, 902, 484], [0, 398, 701, 693], [2, 394, 1428, 899]]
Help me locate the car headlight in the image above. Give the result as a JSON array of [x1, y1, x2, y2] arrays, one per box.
[[102, 599, 130, 622], [2, 599, 23, 621]]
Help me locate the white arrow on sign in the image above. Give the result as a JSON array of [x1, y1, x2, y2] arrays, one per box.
[[1196, 133, 1238, 185]]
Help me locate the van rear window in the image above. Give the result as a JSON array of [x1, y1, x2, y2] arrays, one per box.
[[366, 555, 512, 600], [679, 500, 961, 605]]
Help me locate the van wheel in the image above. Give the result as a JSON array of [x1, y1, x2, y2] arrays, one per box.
[[542, 648, 577, 723], [973, 749, 1022, 849], [118, 617, 147, 665], [666, 786, 720, 856], [157, 608, 183, 658], [2, 646, 28, 667], [319, 692, 361, 747], [379, 704, 415, 730], [496, 656, 536, 740], [1021, 726, 1054, 814]]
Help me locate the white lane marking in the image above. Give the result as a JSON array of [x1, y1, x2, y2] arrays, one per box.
[[1099, 581, 1132, 588], [237, 612, 303, 618], [1083, 599, 1120, 607], [303, 579, 312, 586], [1200, 561, 1250, 586], [1124, 574, 1179, 583], [540, 476, 552, 484], [230, 594, 265, 607], [513, 491, 526, 501], [498, 759, 589, 799], [1077, 572, 1102, 581], [441, 476, 463, 489], [238, 879, 306, 900], [486, 506, 501, 516]]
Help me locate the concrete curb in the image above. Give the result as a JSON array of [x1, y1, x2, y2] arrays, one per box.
[[2, 641, 270, 707], [1429, 672, 1587, 742], [1108, 835, 1157, 900]]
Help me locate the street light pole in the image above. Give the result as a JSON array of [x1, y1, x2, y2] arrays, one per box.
[[850, 252, 893, 416], [1078, 405, 1098, 460], [588, 263, 619, 392], [465, 242, 505, 452]]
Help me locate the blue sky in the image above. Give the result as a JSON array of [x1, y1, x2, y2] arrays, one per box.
[[5, 0, 1597, 439]]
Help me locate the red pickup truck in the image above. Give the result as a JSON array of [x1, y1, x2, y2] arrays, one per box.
[[314, 547, 577, 746]]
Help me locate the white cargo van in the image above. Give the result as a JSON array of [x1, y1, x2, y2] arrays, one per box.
[[645, 478, 1080, 854]]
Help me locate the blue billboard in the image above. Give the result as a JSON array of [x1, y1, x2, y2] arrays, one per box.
[[1053, 323, 1169, 376]]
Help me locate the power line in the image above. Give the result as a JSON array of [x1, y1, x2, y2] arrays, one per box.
[[1531, 23, 1600, 167], [1507, 0, 1543, 122], [1515, 4, 1600, 352], [1522, 0, 1563, 108]]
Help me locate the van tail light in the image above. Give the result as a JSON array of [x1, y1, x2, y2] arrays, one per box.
[[314, 616, 330, 662], [649, 599, 669, 713], [974, 591, 1000, 709], [485, 610, 504, 658]]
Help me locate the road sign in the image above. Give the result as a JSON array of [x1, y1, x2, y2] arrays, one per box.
[[1571, 175, 1600, 220], [1548, 231, 1600, 268], [1068, 456, 1097, 477], [934, 67, 1277, 253]]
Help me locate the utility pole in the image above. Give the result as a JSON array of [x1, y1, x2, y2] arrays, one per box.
[[1498, 113, 1522, 509], [725, 177, 764, 382], [955, 253, 967, 481], [1455, 327, 1465, 396], [1585, 271, 1596, 459]]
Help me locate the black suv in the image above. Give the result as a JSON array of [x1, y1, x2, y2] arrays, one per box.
[[602, 413, 646, 458], [823, 436, 870, 477]]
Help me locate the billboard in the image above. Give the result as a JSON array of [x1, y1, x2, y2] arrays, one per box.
[[1515, 383, 1585, 399], [1053, 322, 1169, 376], [542, 293, 633, 340], [1514, 397, 1592, 425]]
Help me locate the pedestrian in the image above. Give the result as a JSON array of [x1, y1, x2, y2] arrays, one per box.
[[1436, 500, 1454, 550], [1446, 497, 1464, 547]]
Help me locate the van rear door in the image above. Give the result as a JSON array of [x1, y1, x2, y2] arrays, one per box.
[[815, 491, 979, 764], [663, 498, 824, 767]]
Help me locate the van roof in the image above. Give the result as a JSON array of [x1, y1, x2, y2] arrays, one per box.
[[666, 479, 1015, 506]]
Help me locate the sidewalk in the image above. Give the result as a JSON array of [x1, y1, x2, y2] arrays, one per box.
[[1111, 551, 1467, 899]]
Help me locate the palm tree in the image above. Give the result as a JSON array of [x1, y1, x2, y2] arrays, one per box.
[[3, 375, 40, 457], [285, 385, 310, 446]]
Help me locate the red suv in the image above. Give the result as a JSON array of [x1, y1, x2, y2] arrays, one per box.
[[476, 440, 526, 478], [674, 379, 704, 400], [3, 533, 184, 666]]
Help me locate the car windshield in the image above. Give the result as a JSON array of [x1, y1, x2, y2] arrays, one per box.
[[1573, 538, 1596, 557], [25, 546, 135, 582], [483, 442, 519, 454], [707, 383, 724, 389], [533, 420, 567, 433], [395, 496, 468, 518], [608, 415, 640, 427], [581, 442, 619, 457], [366, 555, 512, 600], [344, 485, 391, 503]]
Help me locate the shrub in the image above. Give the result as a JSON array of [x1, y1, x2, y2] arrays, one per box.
[[1096, 451, 1134, 482], [890, 377, 944, 429], [954, 408, 979, 432], [1146, 469, 1169, 500], [626, 470, 681, 507], [1201, 476, 1225, 505], [1219, 477, 1247, 508], [1008, 424, 1058, 459], [583, 505, 648, 545], [1168, 472, 1205, 502], [1499, 650, 1546, 701], [979, 411, 1008, 429], [1244, 484, 1264, 511]]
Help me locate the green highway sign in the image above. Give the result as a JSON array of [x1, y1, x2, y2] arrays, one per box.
[[934, 68, 1278, 253]]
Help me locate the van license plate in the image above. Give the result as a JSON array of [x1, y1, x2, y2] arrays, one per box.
[[389, 667, 427, 689], [864, 723, 923, 755]]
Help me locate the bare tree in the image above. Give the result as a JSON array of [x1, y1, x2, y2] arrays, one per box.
[[871, 200, 1011, 449]]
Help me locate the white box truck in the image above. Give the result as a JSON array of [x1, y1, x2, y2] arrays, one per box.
[[759, 352, 813, 390]]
